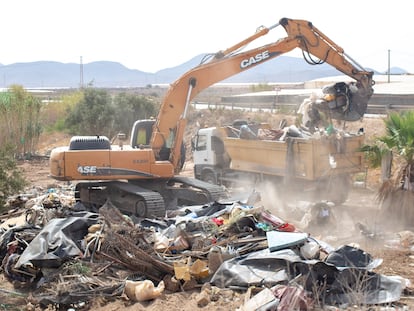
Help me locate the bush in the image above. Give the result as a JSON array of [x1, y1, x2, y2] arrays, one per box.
[[0, 145, 28, 212], [0, 85, 42, 157]]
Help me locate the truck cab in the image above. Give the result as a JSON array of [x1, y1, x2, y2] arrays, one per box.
[[192, 127, 229, 185]]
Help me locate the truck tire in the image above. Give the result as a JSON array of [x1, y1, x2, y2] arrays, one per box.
[[202, 172, 217, 185]]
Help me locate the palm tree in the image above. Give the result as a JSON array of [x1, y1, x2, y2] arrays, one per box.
[[360, 111, 414, 226]]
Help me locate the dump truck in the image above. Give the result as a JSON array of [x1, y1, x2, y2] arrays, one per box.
[[192, 122, 365, 204]]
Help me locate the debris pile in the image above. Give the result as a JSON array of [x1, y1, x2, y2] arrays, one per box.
[[0, 186, 413, 310]]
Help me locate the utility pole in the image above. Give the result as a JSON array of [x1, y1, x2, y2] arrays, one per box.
[[388, 49, 391, 83], [80, 56, 84, 89]]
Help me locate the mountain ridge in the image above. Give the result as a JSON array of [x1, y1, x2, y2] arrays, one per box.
[[0, 55, 403, 88]]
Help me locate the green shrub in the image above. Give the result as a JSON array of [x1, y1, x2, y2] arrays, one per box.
[[0, 145, 27, 212]]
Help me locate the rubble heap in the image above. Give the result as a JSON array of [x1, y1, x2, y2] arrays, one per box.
[[0, 185, 412, 310]]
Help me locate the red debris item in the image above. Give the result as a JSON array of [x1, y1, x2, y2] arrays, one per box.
[[261, 211, 295, 232], [277, 222, 296, 232], [261, 211, 285, 227], [212, 218, 224, 226]]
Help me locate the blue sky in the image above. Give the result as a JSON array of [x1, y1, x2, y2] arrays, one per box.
[[1, 0, 411, 73]]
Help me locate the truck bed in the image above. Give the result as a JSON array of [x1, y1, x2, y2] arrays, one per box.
[[222, 133, 365, 181]]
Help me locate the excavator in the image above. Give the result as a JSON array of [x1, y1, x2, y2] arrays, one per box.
[[49, 17, 374, 218]]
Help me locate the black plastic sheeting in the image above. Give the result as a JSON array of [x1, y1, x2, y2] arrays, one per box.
[[211, 246, 402, 305], [15, 212, 99, 268]]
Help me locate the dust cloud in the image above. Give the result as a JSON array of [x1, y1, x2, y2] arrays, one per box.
[[240, 179, 404, 250]]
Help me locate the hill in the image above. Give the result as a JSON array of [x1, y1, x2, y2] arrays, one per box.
[[0, 55, 388, 89]]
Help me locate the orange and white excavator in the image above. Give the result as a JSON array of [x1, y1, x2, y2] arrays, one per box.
[[49, 17, 374, 217]]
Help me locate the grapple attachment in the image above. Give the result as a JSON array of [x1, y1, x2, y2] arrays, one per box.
[[318, 81, 374, 121]]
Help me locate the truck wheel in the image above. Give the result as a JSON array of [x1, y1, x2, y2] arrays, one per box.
[[135, 200, 147, 218], [202, 172, 217, 185]]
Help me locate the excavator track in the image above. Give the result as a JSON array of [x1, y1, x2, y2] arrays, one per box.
[[75, 181, 166, 218], [110, 181, 166, 218], [170, 176, 228, 202], [74, 178, 226, 219]]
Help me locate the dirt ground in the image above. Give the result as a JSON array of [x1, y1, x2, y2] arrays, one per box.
[[2, 114, 414, 310]]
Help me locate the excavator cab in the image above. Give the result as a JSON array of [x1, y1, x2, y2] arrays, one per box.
[[130, 119, 156, 148], [130, 118, 186, 169]]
